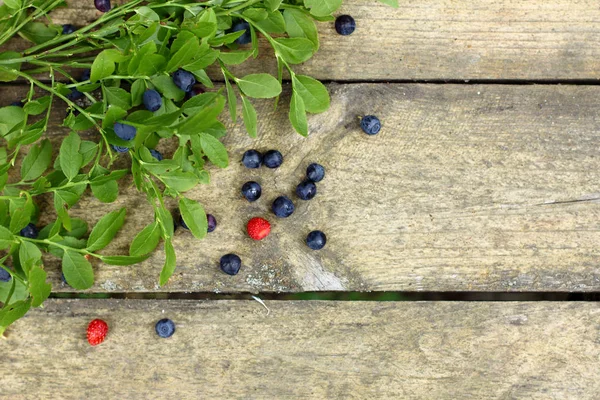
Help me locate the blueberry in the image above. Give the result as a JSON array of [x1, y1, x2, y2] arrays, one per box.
[[242, 150, 262, 169], [360, 115, 381, 135], [0, 268, 11, 282], [10, 101, 23, 107], [62, 24, 75, 35], [306, 230, 327, 250], [172, 69, 196, 92], [296, 180, 317, 200], [207, 214, 217, 233], [232, 21, 251, 45], [263, 150, 283, 169], [143, 89, 162, 112], [110, 145, 129, 153], [272, 196, 295, 218], [66, 89, 84, 101], [113, 122, 137, 140], [179, 214, 188, 230], [220, 253, 242, 276], [80, 69, 91, 82], [306, 163, 325, 182], [150, 149, 163, 161], [155, 318, 176, 338], [335, 15, 356, 36], [94, 0, 111, 13], [19, 223, 38, 239], [241, 181, 262, 202]]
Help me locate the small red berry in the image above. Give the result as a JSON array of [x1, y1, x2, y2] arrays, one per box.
[[86, 319, 108, 346], [247, 217, 271, 241]]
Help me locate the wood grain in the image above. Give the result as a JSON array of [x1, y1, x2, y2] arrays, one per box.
[[1, 300, 599, 399], [5, 0, 600, 80], [4, 83, 600, 293]]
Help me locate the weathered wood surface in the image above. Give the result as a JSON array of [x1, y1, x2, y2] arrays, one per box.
[[7, 0, 600, 80], [1, 300, 599, 399], [5, 83, 600, 293]]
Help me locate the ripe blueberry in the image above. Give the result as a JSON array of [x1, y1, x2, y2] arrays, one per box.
[[220, 253, 242, 276], [150, 149, 163, 161], [335, 15, 356, 36], [62, 24, 75, 34], [155, 318, 176, 338], [67, 89, 84, 101], [263, 150, 283, 169], [110, 145, 129, 153], [360, 115, 381, 135], [80, 69, 91, 82], [306, 163, 325, 182], [113, 122, 137, 140], [94, 0, 111, 13], [19, 223, 38, 239], [143, 89, 162, 112], [0, 268, 11, 282], [296, 180, 317, 200], [172, 69, 196, 92], [272, 196, 295, 218], [306, 230, 327, 250], [207, 214, 217, 232], [241, 181, 262, 202], [232, 21, 251, 45], [242, 149, 262, 169]]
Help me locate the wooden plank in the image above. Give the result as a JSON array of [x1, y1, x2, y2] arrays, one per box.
[[4, 83, 600, 293], [1, 300, 599, 399], [5, 0, 600, 80]]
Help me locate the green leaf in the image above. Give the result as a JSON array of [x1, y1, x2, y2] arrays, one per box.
[[224, 76, 237, 123], [159, 239, 176, 286], [20, 22, 60, 44], [241, 96, 257, 138], [3, 0, 22, 11], [0, 299, 31, 334], [102, 105, 127, 130], [62, 250, 94, 290], [199, 133, 228, 168], [100, 254, 151, 266], [59, 132, 82, 181], [134, 6, 160, 22], [166, 36, 201, 72], [129, 222, 161, 257], [21, 139, 51, 181], [304, 0, 343, 16], [0, 51, 22, 82], [91, 180, 118, 203], [9, 196, 33, 233], [23, 96, 51, 115], [90, 169, 128, 185], [63, 218, 88, 239], [104, 87, 132, 110], [80, 141, 98, 167], [289, 91, 308, 137], [0, 105, 25, 137], [19, 241, 42, 275], [0, 225, 15, 250], [179, 198, 207, 239], [236, 73, 282, 99], [292, 75, 330, 113], [284, 9, 319, 51], [87, 208, 126, 252], [177, 94, 225, 135], [28, 265, 51, 307], [131, 79, 146, 107], [265, 0, 283, 12], [243, 8, 268, 21], [48, 237, 87, 258], [273, 38, 314, 64], [156, 206, 174, 239], [151, 75, 186, 101], [219, 50, 253, 65], [160, 171, 199, 192], [91, 50, 116, 82], [255, 11, 286, 34]]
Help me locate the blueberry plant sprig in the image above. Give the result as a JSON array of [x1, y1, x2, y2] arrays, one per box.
[[0, 0, 397, 334]]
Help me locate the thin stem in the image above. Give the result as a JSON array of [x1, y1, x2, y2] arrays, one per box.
[[20, 237, 91, 255]]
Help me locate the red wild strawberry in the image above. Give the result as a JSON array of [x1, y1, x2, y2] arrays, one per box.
[[87, 319, 108, 346], [247, 217, 271, 241]]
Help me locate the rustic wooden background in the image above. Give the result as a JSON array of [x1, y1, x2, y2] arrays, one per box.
[[1, 0, 600, 398]]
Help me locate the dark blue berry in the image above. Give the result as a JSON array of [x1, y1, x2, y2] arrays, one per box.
[[19, 223, 38, 239], [242, 149, 262, 169], [80, 69, 91, 82], [179, 214, 188, 230], [241, 181, 262, 202], [155, 318, 176, 338], [172, 69, 196, 92], [232, 22, 251, 45], [110, 145, 129, 153], [143, 89, 162, 112], [0, 268, 11, 282], [66, 89, 84, 101], [220, 253, 242, 276], [360, 115, 381, 135], [207, 214, 217, 233], [306, 230, 327, 250], [94, 0, 111, 13], [306, 163, 325, 182], [335, 15, 356, 36], [62, 24, 75, 34], [296, 180, 317, 200], [10, 101, 23, 107], [150, 149, 163, 161], [113, 122, 137, 140], [263, 150, 283, 169], [272, 196, 295, 218]]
